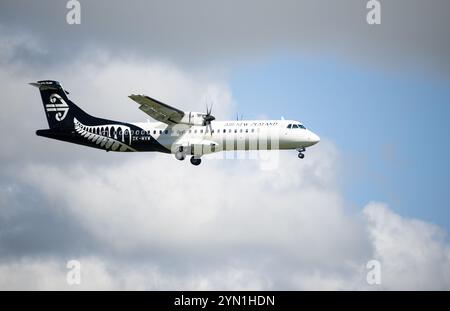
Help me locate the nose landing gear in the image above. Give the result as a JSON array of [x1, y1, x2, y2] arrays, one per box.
[[174, 146, 202, 165], [297, 147, 305, 159]]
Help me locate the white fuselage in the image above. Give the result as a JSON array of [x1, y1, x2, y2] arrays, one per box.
[[131, 119, 320, 155]]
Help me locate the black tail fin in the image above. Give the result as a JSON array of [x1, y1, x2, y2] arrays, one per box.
[[30, 80, 90, 129]]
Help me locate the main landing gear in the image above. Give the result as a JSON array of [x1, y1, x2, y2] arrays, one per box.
[[174, 147, 202, 166], [190, 156, 201, 166], [297, 147, 305, 159], [175, 146, 186, 161], [175, 150, 186, 161]]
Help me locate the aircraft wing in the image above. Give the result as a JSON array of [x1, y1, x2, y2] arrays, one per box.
[[128, 94, 185, 125]]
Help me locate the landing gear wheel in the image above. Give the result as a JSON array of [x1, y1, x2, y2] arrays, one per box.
[[190, 156, 202, 166], [298, 152, 305, 159], [175, 151, 186, 161]]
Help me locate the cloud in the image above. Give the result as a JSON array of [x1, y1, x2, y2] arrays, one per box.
[[364, 202, 450, 290], [0, 25, 47, 66], [0, 257, 273, 290], [2, 128, 450, 290], [20, 142, 358, 258], [2, 147, 450, 289], [1, 1, 450, 74]]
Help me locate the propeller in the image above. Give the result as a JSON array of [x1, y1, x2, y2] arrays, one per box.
[[203, 102, 215, 134]]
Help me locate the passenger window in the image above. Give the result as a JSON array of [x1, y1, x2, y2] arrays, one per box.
[[240, 129, 243, 133], [224, 129, 226, 133], [251, 129, 255, 133], [234, 129, 237, 133], [159, 130, 162, 134], [164, 130, 168, 134], [245, 129, 248, 133], [200, 129, 204, 133]]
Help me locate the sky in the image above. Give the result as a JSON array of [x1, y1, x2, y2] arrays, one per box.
[[0, 0, 450, 290]]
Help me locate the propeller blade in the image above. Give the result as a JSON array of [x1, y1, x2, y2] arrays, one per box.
[[203, 99, 215, 127], [208, 123, 213, 135]]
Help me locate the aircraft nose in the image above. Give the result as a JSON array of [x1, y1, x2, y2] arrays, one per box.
[[310, 132, 320, 145]]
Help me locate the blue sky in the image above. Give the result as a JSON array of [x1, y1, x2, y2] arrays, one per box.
[[230, 55, 450, 231]]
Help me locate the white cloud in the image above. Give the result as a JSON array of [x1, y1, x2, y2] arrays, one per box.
[[0, 256, 274, 290], [1, 142, 447, 290], [0, 257, 140, 291], [61, 54, 234, 121], [21, 141, 363, 260], [364, 202, 450, 290], [0, 136, 371, 290]]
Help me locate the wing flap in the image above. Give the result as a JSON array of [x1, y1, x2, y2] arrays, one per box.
[[129, 94, 185, 124]]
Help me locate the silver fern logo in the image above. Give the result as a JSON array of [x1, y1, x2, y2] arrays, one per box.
[[73, 118, 137, 152], [46, 94, 69, 121]]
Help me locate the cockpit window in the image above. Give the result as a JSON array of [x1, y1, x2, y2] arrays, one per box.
[[288, 123, 307, 129]]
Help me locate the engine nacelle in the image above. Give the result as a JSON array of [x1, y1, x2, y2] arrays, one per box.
[[178, 111, 207, 126]]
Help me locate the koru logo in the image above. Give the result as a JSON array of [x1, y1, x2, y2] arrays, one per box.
[[46, 94, 69, 121]]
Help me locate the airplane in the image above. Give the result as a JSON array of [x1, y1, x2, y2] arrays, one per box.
[[31, 80, 320, 166]]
